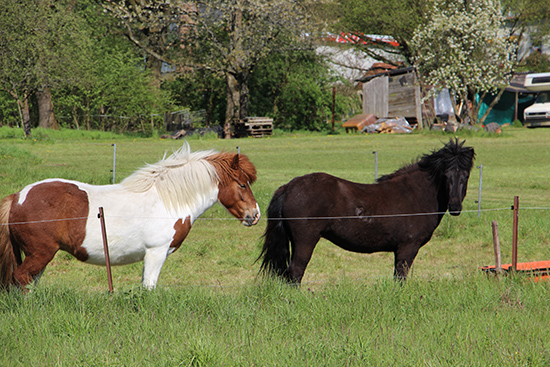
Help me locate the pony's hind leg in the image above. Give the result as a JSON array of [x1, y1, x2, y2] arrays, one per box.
[[287, 234, 321, 284], [13, 250, 58, 289]]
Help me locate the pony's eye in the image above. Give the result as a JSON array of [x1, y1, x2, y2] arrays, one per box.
[[239, 183, 246, 189]]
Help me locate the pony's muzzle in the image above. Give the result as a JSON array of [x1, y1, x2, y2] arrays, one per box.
[[448, 203, 462, 216], [242, 204, 261, 226]]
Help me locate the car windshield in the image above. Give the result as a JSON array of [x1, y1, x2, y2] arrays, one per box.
[[536, 92, 550, 103]]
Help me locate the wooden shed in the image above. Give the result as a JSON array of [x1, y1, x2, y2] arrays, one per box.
[[356, 67, 424, 129]]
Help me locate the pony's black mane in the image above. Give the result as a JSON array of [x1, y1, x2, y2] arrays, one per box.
[[377, 139, 475, 183]]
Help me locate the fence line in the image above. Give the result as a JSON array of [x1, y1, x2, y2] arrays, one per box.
[[2, 206, 549, 227], [3, 204, 548, 291]]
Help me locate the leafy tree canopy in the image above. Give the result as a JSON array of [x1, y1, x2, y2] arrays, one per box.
[[0, 0, 93, 134], [0, 0, 173, 133], [330, 0, 433, 64], [105, 0, 314, 132], [502, 0, 550, 72]]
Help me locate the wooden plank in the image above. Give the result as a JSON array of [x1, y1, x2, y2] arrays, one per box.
[[389, 83, 415, 92], [363, 76, 388, 117], [414, 80, 423, 128], [389, 90, 416, 99]]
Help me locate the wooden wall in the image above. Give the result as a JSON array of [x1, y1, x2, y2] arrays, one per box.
[[362, 70, 423, 128], [363, 76, 388, 118]]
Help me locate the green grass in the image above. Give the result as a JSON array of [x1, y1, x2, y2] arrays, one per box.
[[1, 276, 549, 366], [2, 125, 550, 365]]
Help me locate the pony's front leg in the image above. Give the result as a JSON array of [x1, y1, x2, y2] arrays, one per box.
[[142, 246, 169, 290]]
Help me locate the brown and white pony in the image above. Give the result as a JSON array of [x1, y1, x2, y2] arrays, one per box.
[[0, 144, 260, 290]]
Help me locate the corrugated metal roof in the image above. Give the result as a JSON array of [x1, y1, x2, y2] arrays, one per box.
[[324, 32, 400, 47]]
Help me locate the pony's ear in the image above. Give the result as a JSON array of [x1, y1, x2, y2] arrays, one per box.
[[231, 154, 240, 170]]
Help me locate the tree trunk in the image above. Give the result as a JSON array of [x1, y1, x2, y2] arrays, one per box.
[[147, 57, 162, 90], [20, 94, 32, 138], [9, 90, 31, 136], [223, 3, 246, 139], [205, 87, 213, 127], [224, 70, 252, 138], [72, 105, 80, 130], [472, 90, 487, 126], [37, 86, 58, 129], [462, 88, 474, 125], [85, 98, 91, 130], [449, 90, 459, 122], [239, 72, 249, 121], [224, 72, 240, 139]]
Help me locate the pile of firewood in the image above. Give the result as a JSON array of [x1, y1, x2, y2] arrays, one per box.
[[376, 121, 413, 134], [362, 117, 413, 134]]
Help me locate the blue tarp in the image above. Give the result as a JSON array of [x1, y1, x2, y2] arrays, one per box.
[[477, 92, 536, 125]]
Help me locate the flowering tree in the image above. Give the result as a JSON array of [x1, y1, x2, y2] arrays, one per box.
[[412, 0, 517, 125]]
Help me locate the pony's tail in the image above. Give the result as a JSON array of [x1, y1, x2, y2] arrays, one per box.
[[0, 195, 18, 290], [258, 185, 291, 279]]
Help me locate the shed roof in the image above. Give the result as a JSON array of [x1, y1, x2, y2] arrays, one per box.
[[355, 66, 416, 83]]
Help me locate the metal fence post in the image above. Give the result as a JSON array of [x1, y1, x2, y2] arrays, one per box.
[[477, 164, 483, 217], [111, 143, 117, 184]]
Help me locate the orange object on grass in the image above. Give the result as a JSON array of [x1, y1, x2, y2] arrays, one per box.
[[481, 260, 550, 281]]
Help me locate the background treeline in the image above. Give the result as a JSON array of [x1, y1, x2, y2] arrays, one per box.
[[2, 0, 550, 135], [0, 0, 357, 135]]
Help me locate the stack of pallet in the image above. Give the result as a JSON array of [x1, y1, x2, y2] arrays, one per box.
[[234, 117, 273, 138]]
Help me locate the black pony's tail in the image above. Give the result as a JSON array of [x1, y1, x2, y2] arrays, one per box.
[[258, 185, 291, 279]]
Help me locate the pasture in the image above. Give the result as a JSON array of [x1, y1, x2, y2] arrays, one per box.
[[1, 126, 550, 365]]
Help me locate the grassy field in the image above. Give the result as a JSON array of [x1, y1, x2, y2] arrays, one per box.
[[1, 126, 550, 365]]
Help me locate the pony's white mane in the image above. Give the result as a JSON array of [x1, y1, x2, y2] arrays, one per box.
[[121, 144, 220, 214]]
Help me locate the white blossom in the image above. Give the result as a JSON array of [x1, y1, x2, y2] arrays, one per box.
[[412, 0, 517, 124]]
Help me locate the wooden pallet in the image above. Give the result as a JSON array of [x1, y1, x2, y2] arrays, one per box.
[[234, 117, 273, 138]]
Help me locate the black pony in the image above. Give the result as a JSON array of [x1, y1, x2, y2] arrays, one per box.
[[259, 139, 475, 283]]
